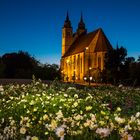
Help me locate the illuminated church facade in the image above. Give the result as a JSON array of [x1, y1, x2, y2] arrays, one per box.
[[60, 13, 112, 82]]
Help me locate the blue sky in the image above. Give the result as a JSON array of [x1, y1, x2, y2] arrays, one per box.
[[0, 0, 140, 64]]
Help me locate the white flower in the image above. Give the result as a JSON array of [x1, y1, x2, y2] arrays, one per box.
[[0, 85, 4, 91], [124, 124, 132, 131], [50, 119, 57, 130], [55, 126, 65, 140], [10, 120, 15, 126], [74, 94, 78, 98], [68, 87, 76, 90], [26, 135, 31, 140], [56, 110, 63, 119], [31, 136, 39, 140], [118, 84, 123, 88], [115, 116, 125, 124], [20, 127, 26, 134], [73, 102, 78, 107], [43, 114, 49, 121], [84, 119, 92, 127], [121, 132, 133, 140], [74, 114, 83, 121], [96, 128, 111, 138], [116, 107, 121, 112], [85, 106, 92, 111], [30, 100, 35, 105], [64, 94, 68, 97], [136, 112, 140, 118]]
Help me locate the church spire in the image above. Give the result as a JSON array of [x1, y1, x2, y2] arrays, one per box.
[[63, 11, 72, 28], [78, 12, 86, 30], [77, 12, 87, 35], [66, 11, 69, 22], [80, 12, 84, 23]]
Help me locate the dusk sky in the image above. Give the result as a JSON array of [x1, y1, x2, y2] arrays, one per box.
[[0, 0, 140, 64]]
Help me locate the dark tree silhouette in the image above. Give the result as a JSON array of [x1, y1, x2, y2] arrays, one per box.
[[1, 51, 39, 78], [0, 51, 61, 80], [104, 45, 127, 84]]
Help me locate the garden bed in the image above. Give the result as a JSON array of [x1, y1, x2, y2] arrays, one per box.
[[0, 79, 140, 140]]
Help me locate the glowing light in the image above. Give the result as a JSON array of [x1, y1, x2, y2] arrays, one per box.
[[66, 59, 70, 63], [84, 77, 87, 80], [90, 77, 93, 81]]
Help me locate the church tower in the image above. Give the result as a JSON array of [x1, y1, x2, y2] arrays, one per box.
[[77, 13, 87, 35], [62, 12, 73, 56]]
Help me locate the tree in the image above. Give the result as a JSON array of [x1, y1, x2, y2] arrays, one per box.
[[0, 56, 5, 78], [137, 56, 140, 62], [2, 51, 39, 78], [104, 45, 127, 84], [0, 51, 61, 80]]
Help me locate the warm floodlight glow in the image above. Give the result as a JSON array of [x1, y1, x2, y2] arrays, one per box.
[[66, 59, 70, 63]]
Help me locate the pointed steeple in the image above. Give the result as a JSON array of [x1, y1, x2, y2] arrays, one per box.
[[77, 12, 87, 35], [63, 11, 72, 28], [78, 12, 86, 30], [66, 11, 69, 22], [80, 12, 84, 23]]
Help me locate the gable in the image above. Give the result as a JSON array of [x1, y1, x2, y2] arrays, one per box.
[[94, 29, 112, 52]]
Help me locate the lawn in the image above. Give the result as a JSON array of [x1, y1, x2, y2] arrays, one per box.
[[0, 79, 140, 140]]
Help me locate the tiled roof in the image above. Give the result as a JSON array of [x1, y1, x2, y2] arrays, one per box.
[[62, 28, 112, 57]]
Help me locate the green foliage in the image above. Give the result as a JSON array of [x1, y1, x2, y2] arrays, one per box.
[[0, 51, 60, 80], [104, 45, 140, 86], [0, 81, 140, 139]]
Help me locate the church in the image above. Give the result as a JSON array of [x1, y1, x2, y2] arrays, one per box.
[[60, 12, 112, 83]]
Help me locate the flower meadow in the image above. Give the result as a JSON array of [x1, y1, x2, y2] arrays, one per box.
[[0, 80, 140, 140]]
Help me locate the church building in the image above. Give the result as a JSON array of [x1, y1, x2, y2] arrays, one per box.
[[60, 12, 112, 83]]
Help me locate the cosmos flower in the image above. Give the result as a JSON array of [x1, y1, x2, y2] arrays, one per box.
[[96, 128, 111, 138], [121, 132, 133, 140], [55, 126, 65, 140], [20, 127, 26, 134], [115, 116, 125, 124]]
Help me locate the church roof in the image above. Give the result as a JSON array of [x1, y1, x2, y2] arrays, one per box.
[[62, 28, 112, 58]]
